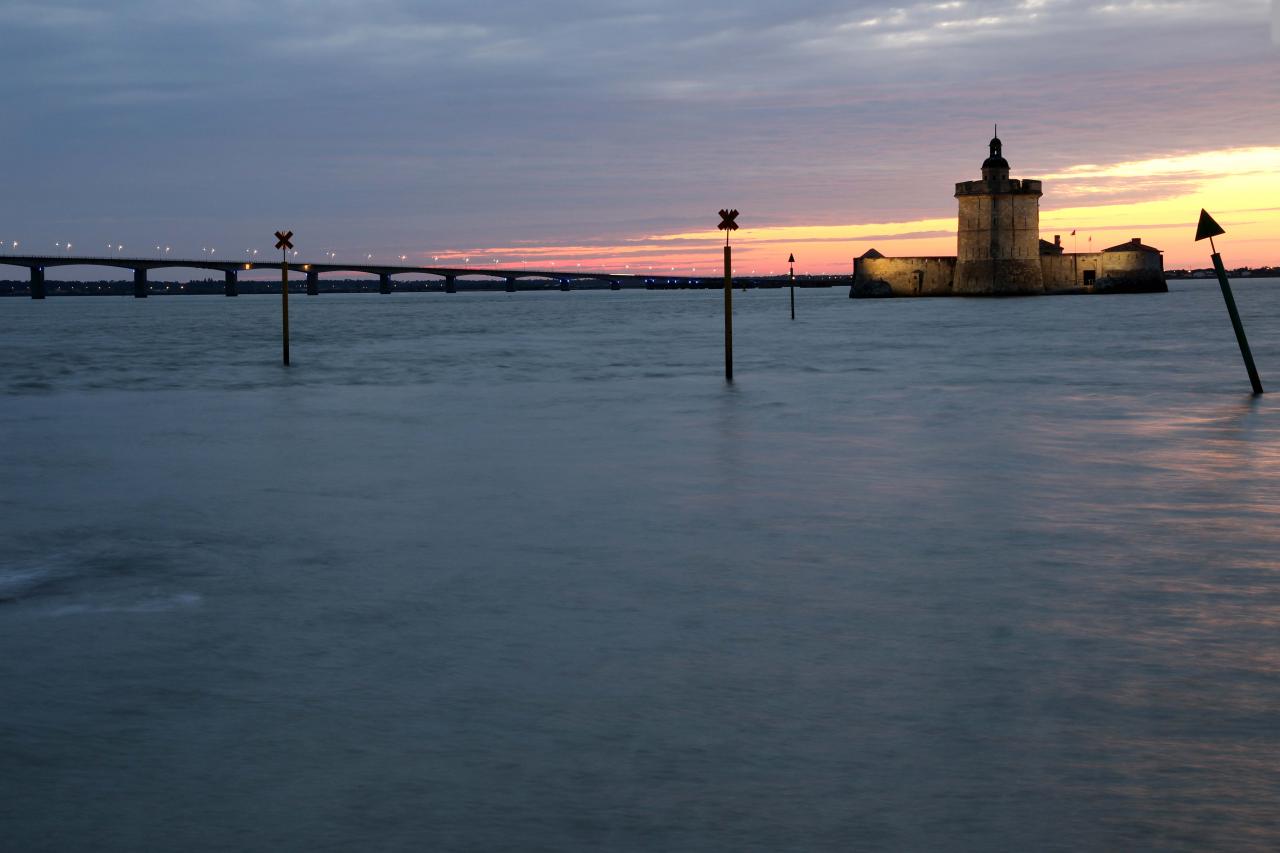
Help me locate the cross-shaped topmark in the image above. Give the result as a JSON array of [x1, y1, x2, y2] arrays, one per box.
[[274, 230, 294, 251]]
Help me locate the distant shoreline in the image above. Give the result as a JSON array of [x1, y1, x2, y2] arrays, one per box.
[[3, 274, 1275, 297], [0, 276, 849, 297]]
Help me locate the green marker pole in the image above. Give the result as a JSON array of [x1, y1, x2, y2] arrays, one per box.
[[1197, 210, 1262, 395], [1211, 245, 1262, 394]]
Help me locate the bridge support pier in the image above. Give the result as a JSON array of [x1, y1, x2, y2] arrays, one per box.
[[30, 266, 45, 299], [379, 273, 391, 295], [505, 277, 517, 293], [445, 275, 456, 294], [133, 268, 148, 299], [307, 271, 319, 296], [224, 269, 238, 297], [559, 279, 571, 292]]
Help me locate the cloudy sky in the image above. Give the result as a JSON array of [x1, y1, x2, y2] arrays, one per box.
[[1, 0, 1276, 273]]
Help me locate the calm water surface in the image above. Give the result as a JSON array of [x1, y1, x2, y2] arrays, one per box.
[[2, 283, 1280, 851]]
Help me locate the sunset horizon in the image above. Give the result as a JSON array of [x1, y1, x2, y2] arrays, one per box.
[[4, 2, 1275, 277]]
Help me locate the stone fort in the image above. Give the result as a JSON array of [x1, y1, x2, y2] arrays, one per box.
[[851, 133, 1167, 298]]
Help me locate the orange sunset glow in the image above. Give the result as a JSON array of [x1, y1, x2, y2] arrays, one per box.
[[463, 145, 1280, 274], [7, 2, 1278, 281]]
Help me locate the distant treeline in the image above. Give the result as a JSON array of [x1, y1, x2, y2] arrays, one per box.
[[1166, 267, 1280, 280], [0, 276, 848, 296]]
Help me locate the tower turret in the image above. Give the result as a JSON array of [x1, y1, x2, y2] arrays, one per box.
[[953, 132, 1044, 295], [982, 130, 1010, 183]]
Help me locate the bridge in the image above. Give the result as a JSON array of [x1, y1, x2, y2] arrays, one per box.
[[1, 254, 650, 298], [0, 254, 819, 298]]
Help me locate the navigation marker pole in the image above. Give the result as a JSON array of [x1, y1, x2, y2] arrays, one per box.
[[1195, 209, 1262, 395], [275, 230, 294, 366], [788, 253, 796, 320], [719, 209, 739, 383]]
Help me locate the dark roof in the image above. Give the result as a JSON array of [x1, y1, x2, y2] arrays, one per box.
[[983, 135, 1009, 171], [1103, 238, 1162, 254], [860, 248, 885, 259], [1039, 238, 1064, 256]]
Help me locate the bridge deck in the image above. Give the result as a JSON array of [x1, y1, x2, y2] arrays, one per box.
[[0, 255, 644, 281]]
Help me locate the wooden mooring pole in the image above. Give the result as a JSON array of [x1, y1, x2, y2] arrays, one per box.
[[275, 230, 294, 366], [788, 253, 796, 320], [718, 209, 739, 383], [724, 243, 733, 383]]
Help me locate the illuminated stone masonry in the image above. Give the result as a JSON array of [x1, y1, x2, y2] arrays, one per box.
[[851, 135, 1167, 298]]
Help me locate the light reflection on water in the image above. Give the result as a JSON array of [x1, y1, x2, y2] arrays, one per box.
[[2, 282, 1280, 851]]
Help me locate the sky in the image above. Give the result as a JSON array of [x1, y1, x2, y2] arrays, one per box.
[[0, 0, 1277, 275]]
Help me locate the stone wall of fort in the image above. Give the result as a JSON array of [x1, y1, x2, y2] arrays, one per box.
[[852, 257, 957, 297], [852, 250, 1165, 298], [1041, 250, 1167, 293], [1095, 249, 1167, 293]]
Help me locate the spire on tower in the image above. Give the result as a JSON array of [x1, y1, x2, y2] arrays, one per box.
[[982, 128, 1009, 180]]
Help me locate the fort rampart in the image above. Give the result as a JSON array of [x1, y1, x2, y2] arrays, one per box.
[[850, 135, 1167, 298]]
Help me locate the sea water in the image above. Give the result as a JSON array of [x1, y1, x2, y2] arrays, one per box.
[[2, 283, 1279, 851]]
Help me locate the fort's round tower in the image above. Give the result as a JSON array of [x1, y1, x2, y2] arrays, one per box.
[[953, 134, 1045, 295]]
